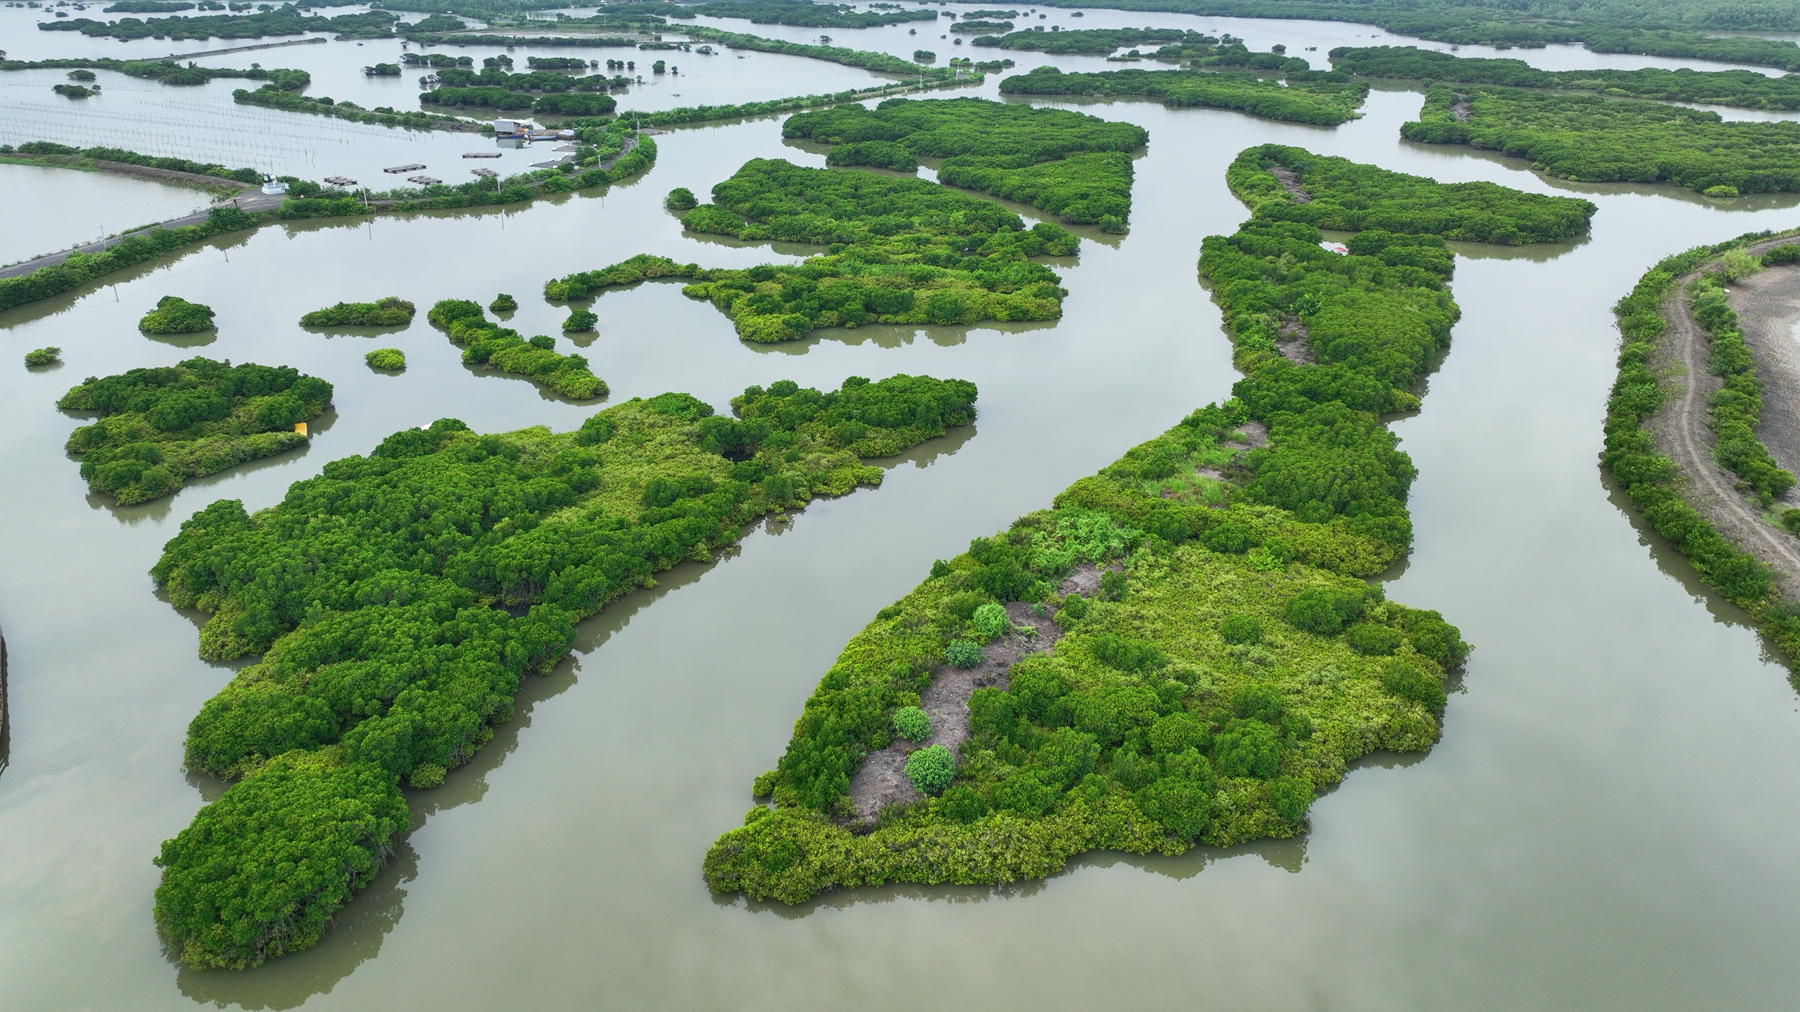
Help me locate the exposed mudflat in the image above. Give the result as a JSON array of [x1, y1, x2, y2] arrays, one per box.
[[845, 564, 1119, 827], [1269, 166, 1311, 203], [1277, 315, 1315, 364]]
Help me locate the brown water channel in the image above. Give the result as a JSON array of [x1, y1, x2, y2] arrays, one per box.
[[5, 15, 1800, 1012]]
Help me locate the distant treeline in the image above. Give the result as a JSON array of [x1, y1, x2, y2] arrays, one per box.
[[1333, 46, 1800, 111], [1403, 84, 1800, 196], [1000, 65, 1369, 126]]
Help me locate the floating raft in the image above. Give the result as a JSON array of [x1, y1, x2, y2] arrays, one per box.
[[323, 175, 358, 186], [383, 163, 426, 173], [470, 168, 498, 178], [463, 151, 501, 159], [406, 175, 442, 184]]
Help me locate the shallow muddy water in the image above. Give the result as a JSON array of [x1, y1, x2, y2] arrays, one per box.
[[4, 10, 1800, 1012]]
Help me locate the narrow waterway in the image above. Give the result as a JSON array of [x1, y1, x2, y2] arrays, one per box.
[[3, 8, 1800, 1011]]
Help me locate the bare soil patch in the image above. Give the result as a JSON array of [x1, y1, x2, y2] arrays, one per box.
[[1277, 315, 1315, 364], [1269, 166, 1311, 203], [1450, 92, 1472, 122], [1645, 239, 1800, 595], [845, 564, 1115, 827]]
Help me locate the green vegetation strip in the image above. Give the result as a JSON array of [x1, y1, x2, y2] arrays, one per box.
[[300, 297, 415, 327], [59, 357, 330, 505], [1, 57, 310, 90], [700, 143, 1593, 904], [1333, 45, 1800, 111], [4, 140, 260, 184], [1000, 65, 1369, 126], [1684, 258, 1795, 504], [148, 374, 977, 967], [1020, 1, 1800, 69], [1403, 84, 1800, 196], [1605, 235, 1800, 661], [0, 206, 261, 313], [41, 6, 398, 41], [428, 299, 606, 399], [682, 27, 966, 83], [233, 86, 486, 132], [614, 79, 975, 129], [687, 0, 938, 28], [783, 97, 1146, 227]]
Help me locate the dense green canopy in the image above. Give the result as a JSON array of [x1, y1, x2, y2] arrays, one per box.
[[1000, 65, 1369, 126], [784, 98, 1147, 227], [1403, 84, 1800, 195], [58, 356, 330, 504], [151, 374, 977, 966]]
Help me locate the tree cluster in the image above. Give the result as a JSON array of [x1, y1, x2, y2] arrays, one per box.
[[138, 295, 216, 334], [300, 297, 416, 328], [1403, 84, 1800, 196], [548, 153, 1080, 342], [784, 97, 1146, 227], [430, 298, 607, 399], [1332, 45, 1800, 111], [149, 373, 977, 966], [58, 356, 330, 504]]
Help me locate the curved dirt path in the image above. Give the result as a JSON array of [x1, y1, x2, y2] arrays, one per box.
[[1649, 240, 1800, 590]]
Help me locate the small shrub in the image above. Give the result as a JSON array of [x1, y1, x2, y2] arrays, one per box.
[[24, 346, 60, 367], [1762, 244, 1800, 266], [1266, 775, 1314, 822], [665, 186, 698, 211], [1099, 569, 1128, 601], [563, 309, 597, 332], [913, 49, 937, 62], [1783, 508, 1800, 536], [365, 348, 406, 371], [1344, 621, 1402, 655], [1381, 658, 1447, 708], [408, 762, 445, 789], [1058, 593, 1089, 621], [529, 334, 556, 350], [1219, 613, 1262, 645], [138, 296, 215, 334], [1703, 184, 1740, 198], [489, 293, 518, 312], [893, 705, 931, 742], [1230, 683, 1284, 723], [1285, 586, 1364, 635], [904, 744, 956, 794], [971, 602, 1012, 640], [945, 639, 983, 668], [1719, 249, 1763, 281]]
